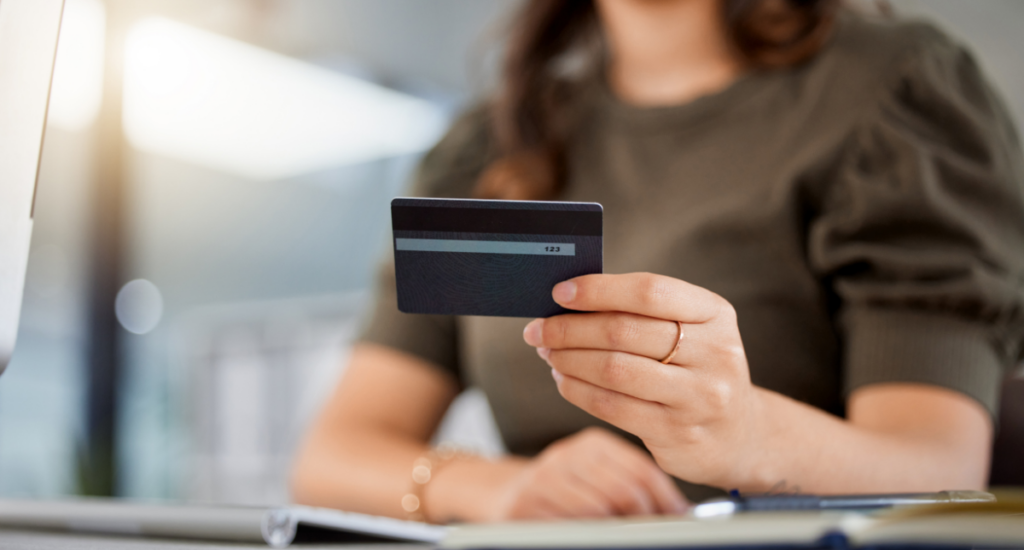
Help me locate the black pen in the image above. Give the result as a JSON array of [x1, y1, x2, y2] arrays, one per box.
[[692, 490, 996, 518]]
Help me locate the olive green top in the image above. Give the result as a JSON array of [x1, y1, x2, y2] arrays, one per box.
[[359, 14, 1024, 501]]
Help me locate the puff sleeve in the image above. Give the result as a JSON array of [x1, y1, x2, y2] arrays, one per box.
[[356, 107, 498, 387], [809, 33, 1024, 416]]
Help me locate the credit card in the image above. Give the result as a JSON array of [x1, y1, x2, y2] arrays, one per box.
[[391, 197, 603, 317]]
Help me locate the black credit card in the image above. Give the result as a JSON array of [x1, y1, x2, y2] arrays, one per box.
[[391, 197, 603, 317]]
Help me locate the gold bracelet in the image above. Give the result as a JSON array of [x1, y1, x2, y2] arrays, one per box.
[[401, 445, 469, 523]]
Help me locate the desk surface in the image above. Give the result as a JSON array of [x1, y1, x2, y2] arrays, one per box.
[[0, 528, 431, 550]]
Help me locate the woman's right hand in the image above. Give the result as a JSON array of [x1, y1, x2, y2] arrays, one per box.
[[484, 427, 689, 520]]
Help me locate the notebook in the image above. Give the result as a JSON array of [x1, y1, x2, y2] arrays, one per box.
[[0, 498, 445, 548], [442, 495, 1024, 550], [3, 494, 1022, 549]]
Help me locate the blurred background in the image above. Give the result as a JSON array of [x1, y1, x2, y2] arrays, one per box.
[[0, 0, 1021, 506]]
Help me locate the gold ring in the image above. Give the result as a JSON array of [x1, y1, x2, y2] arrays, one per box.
[[659, 321, 684, 364]]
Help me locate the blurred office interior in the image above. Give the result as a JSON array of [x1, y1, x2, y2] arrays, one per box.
[[0, 0, 1021, 506]]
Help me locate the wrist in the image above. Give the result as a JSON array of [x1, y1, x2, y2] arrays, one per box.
[[424, 455, 528, 523], [726, 387, 779, 491], [402, 447, 474, 523]]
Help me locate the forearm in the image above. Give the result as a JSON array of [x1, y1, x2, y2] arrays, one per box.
[[733, 385, 991, 493], [291, 424, 429, 517], [292, 423, 526, 522]]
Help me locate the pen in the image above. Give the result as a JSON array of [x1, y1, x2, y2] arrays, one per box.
[[692, 490, 996, 518]]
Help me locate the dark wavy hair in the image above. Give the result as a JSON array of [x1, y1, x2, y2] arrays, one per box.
[[474, 0, 840, 200]]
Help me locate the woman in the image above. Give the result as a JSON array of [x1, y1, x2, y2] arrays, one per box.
[[292, 0, 1024, 522]]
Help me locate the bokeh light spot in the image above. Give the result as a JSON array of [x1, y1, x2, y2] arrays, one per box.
[[115, 279, 164, 335]]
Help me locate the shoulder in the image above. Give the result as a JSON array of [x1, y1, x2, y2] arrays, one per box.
[[802, 12, 984, 118], [411, 104, 498, 199], [826, 11, 963, 68], [788, 11, 1022, 171]]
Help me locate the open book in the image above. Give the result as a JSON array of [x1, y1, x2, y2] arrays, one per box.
[[2, 496, 1021, 548]]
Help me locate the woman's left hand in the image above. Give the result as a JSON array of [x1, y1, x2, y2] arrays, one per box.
[[523, 272, 767, 490]]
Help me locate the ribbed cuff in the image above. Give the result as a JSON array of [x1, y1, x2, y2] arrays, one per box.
[[842, 306, 1006, 418]]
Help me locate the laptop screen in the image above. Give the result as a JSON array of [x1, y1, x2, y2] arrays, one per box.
[[0, 0, 66, 374]]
